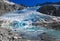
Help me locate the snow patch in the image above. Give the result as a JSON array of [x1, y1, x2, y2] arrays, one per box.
[[3, 0, 15, 5]]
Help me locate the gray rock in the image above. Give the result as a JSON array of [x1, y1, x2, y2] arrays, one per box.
[[0, 0, 26, 16]]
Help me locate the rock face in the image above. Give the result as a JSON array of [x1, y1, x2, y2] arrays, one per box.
[[37, 4, 60, 16], [0, 0, 26, 15]]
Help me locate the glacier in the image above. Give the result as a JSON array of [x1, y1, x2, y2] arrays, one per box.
[[0, 6, 60, 40]]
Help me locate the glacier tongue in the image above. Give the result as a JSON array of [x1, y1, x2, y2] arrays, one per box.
[[0, 6, 60, 39]]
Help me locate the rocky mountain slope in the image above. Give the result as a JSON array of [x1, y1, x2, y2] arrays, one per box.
[[0, 0, 26, 15]]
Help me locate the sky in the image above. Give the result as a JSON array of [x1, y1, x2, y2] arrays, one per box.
[[10, 0, 60, 6]]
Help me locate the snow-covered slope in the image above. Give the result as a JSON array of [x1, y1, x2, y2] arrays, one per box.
[[0, 0, 26, 15]]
